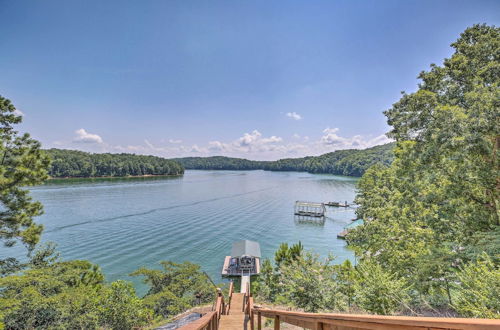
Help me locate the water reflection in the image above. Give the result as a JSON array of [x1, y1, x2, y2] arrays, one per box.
[[294, 215, 325, 226]]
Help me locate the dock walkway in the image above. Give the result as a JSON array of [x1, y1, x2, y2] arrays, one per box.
[[240, 276, 250, 294]]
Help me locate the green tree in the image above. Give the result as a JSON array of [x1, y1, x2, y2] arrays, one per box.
[[98, 281, 152, 329], [350, 24, 499, 315], [334, 260, 358, 310], [279, 252, 347, 312], [0, 96, 50, 274], [131, 261, 216, 319], [353, 260, 410, 315], [455, 254, 500, 319], [0, 260, 152, 329], [274, 241, 303, 268]]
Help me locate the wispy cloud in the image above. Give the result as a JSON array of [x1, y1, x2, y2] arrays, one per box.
[[286, 112, 302, 120], [73, 128, 103, 144]]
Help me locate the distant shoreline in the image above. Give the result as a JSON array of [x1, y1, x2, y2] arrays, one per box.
[[47, 173, 184, 180]]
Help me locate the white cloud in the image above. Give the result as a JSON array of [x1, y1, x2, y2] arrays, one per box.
[[321, 127, 392, 149], [56, 126, 391, 161], [237, 130, 262, 147], [321, 127, 345, 146], [208, 141, 225, 151], [286, 112, 302, 120], [168, 139, 182, 144], [261, 136, 283, 144], [13, 109, 24, 116], [73, 128, 103, 144]]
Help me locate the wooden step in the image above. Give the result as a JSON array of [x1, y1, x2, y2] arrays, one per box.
[[228, 293, 245, 315], [218, 314, 248, 330]]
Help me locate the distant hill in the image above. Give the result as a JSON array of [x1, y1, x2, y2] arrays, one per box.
[[45, 149, 184, 178], [173, 143, 395, 177], [171, 156, 268, 171], [45, 143, 394, 178]]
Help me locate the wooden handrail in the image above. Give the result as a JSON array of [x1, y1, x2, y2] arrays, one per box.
[[226, 281, 234, 315], [253, 307, 500, 330], [244, 281, 255, 330], [178, 290, 226, 330], [177, 311, 217, 330]]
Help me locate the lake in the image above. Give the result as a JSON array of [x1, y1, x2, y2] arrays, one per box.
[[5, 170, 358, 295]]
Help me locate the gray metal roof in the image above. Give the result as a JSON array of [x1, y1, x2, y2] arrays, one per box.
[[231, 240, 261, 258]]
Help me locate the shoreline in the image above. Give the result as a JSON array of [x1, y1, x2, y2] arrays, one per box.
[[47, 173, 184, 180]]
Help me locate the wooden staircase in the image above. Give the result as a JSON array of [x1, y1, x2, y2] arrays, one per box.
[[218, 293, 248, 330]]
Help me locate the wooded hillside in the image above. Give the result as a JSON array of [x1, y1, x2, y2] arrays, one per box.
[[174, 143, 394, 177], [45, 149, 184, 178]]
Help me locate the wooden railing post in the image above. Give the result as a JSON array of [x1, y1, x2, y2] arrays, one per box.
[[274, 315, 280, 330], [257, 312, 262, 330], [249, 297, 254, 330], [315, 321, 323, 330]]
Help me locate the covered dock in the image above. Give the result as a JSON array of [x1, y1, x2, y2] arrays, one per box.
[[221, 240, 261, 277]]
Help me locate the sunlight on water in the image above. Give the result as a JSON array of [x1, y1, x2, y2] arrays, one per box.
[[4, 170, 358, 295]]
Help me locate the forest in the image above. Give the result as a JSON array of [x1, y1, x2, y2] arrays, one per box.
[[46, 142, 393, 179], [45, 148, 185, 178], [174, 142, 394, 177]]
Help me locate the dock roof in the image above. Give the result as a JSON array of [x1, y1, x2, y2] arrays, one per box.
[[231, 240, 261, 258]]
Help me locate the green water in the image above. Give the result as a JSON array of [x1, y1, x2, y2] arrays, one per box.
[[4, 170, 358, 295]]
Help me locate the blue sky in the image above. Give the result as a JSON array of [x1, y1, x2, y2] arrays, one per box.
[[1, 1, 499, 160]]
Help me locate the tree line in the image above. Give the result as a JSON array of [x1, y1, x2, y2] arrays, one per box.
[[45, 148, 184, 178], [173, 142, 394, 177]]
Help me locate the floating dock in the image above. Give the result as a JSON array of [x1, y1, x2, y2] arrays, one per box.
[[294, 201, 326, 217], [325, 201, 350, 207], [337, 219, 364, 239]]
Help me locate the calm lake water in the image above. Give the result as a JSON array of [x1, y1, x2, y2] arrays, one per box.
[[5, 170, 358, 295]]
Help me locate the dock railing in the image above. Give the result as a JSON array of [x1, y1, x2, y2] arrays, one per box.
[[252, 308, 500, 330]]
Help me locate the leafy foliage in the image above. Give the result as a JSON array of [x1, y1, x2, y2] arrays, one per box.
[[349, 24, 500, 317], [131, 261, 216, 318], [352, 260, 410, 315], [45, 148, 184, 178], [278, 252, 347, 312], [0, 260, 151, 329], [455, 254, 500, 318], [255, 244, 410, 315], [0, 96, 50, 264]]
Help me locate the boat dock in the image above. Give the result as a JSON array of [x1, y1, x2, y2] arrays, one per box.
[[221, 240, 261, 277], [294, 201, 326, 217], [325, 201, 350, 207], [337, 219, 364, 239]]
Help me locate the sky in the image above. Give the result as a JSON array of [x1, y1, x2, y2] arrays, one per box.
[[1, 1, 499, 160]]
